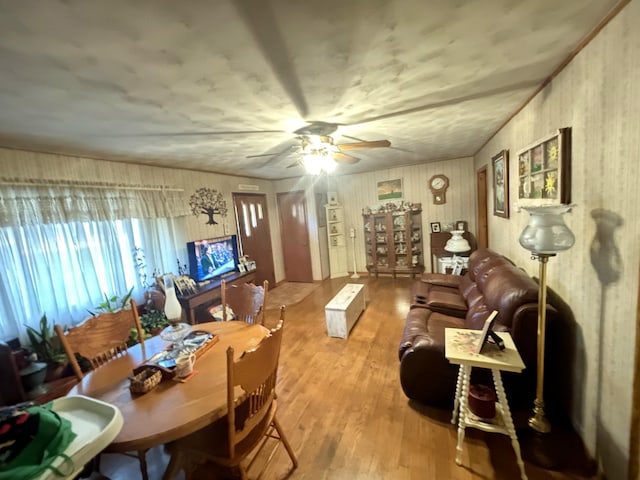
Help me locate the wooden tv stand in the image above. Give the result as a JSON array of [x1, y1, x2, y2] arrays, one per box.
[[178, 270, 256, 324]]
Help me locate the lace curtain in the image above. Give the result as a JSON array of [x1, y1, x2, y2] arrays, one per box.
[[0, 179, 189, 343], [0, 178, 188, 227]]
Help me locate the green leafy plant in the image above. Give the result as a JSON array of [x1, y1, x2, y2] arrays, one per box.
[[87, 286, 134, 316], [139, 309, 169, 334], [24, 314, 67, 365], [128, 309, 169, 345]]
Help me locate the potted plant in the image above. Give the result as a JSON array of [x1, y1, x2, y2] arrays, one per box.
[[87, 286, 135, 316], [24, 314, 68, 381], [139, 309, 169, 337]]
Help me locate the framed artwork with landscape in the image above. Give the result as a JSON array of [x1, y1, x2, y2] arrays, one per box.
[[492, 150, 509, 218], [377, 178, 403, 201], [517, 127, 572, 206]]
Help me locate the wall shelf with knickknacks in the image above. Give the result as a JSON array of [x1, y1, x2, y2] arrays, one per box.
[[325, 203, 348, 278], [362, 203, 424, 278]]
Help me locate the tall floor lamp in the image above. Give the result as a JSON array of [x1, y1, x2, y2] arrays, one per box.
[[519, 205, 575, 435], [350, 227, 360, 279]]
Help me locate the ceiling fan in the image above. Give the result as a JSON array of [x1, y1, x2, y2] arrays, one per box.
[[247, 121, 391, 169]]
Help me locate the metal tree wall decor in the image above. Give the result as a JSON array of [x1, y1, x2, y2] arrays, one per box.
[[189, 187, 228, 225]]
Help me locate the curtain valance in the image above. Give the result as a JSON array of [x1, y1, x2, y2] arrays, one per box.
[[0, 178, 188, 227]]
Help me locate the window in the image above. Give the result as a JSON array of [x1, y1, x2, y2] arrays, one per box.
[[0, 216, 187, 343]]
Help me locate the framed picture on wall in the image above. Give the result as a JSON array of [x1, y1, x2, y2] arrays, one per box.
[[517, 127, 572, 206], [430, 222, 441, 233], [492, 149, 509, 218], [377, 178, 403, 201], [455, 220, 468, 231]]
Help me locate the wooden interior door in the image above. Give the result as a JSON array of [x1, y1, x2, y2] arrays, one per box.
[[233, 193, 275, 287], [476, 166, 489, 248], [277, 191, 313, 282]]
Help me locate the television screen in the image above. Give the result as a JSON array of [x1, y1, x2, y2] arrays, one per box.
[[186, 234, 239, 282]]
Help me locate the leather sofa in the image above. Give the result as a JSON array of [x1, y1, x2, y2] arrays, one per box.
[[398, 248, 559, 408]]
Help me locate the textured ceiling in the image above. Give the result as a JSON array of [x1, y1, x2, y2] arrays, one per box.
[[0, 0, 621, 179]]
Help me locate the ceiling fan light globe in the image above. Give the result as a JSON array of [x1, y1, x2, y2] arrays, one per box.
[[303, 155, 322, 175], [322, 157, 337, 173]]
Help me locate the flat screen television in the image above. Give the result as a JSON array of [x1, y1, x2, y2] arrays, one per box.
[[186, 234, 239, 283]]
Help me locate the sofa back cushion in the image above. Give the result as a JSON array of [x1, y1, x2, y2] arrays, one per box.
[[465, 264, 539, 330], [467, 248, 514, 281]]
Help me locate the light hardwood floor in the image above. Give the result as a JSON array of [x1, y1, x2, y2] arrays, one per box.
[[99, 276, 595, 479]]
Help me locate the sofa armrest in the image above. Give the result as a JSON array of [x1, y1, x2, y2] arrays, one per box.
[[510, 303, 559, 367]]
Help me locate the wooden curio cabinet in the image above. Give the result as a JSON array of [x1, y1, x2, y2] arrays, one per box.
[[363, 208, 424, 278]]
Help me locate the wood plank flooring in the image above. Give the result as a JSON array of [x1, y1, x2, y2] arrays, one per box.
[[98, 276, 596, 479]]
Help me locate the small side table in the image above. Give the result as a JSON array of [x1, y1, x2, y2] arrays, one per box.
[[438, 255, 469, 274], [445, 328, 528, 480]]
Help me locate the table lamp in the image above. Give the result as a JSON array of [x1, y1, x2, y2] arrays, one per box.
[[160, 273, 191, 346], [519, 204, 575, 434], [445, 230, 471, 274]]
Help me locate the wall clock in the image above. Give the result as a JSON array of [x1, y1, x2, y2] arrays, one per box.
[[428, 174, 449, 205]]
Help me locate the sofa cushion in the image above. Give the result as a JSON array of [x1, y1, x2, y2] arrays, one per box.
[[473, 264, 538, 330], [426, 289, 468, 317], [458, 274, 476, 299]]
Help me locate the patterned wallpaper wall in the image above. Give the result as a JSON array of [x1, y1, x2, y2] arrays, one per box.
[[0, 148, 277, 271], [331, 157, 477, 276], [474, 2, 639, 477]]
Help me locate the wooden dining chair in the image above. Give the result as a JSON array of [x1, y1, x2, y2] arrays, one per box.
[[163, 307, 297, 480], [54, 298, 151, 480], [221, 279, 269, 325]]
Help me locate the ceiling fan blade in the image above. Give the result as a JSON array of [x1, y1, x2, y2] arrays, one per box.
[[258, 145, 299, 168], [293, 121, 339, 136], [337, 140, 391, 151], [246, 152, 280, 158], [334, 152, 360, 164]]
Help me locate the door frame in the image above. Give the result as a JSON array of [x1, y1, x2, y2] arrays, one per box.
[[476, 166, 489, 248]]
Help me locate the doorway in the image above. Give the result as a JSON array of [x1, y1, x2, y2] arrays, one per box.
[[476, 166, 489, 248], [233, 193, 275, 287], [277, 191, 313, 283]]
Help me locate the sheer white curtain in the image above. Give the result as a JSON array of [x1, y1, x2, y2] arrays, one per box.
[[0, 217, 188, 343], [0, 179, 188, 343]]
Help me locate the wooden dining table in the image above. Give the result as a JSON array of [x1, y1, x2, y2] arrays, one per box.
[[67, 321, 269, 453]]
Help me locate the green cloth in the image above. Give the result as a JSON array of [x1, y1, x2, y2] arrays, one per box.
[[0, 402, 76, 479]]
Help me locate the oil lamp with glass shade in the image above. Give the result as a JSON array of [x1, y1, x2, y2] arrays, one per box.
[[159, 273, 190, 348]]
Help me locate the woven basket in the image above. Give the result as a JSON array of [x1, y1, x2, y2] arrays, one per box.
[[129, 367, 163, 394]]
